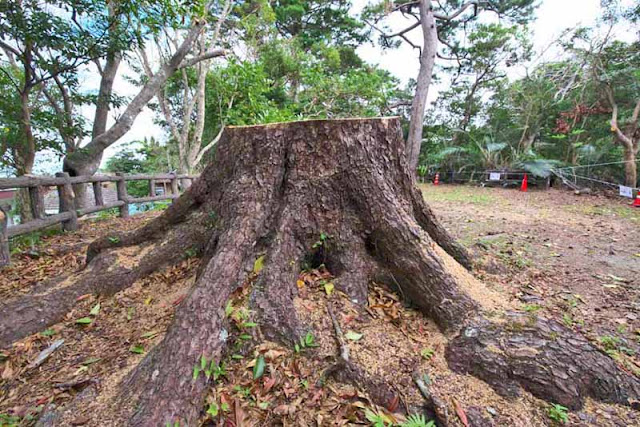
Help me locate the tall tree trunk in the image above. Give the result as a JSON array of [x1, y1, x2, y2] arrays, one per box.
[[623, 143, 637, 187], [16, 87, 36, 222], [4, 118, 638, 426], [406, 0, 437, 174], [63, 19, 219, 180]]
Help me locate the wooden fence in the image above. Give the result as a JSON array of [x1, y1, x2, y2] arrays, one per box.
[[0, 172, 197, 266]]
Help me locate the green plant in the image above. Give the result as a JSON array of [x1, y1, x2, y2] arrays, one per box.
[[129, 345, 145, 354], [206, 402, 219, 418], [599, 335, 620, 351], [193, 355, 226, 381], [9, 228, 62, 254], [523, 304, 541, 313], [420, 348, 435, 360], [184, 248, 197, 258], [364, 409, 393, 426], [108, 236, 120, 244], [312, 232, 330, 249], [0, 413, 21, 427], [294, 332, 318, 353], [547, 403, 569, 424], [233, 385, 252, 398], [95, 208, 119, 220], [562, 313, 573, 327], [400, 414, 435, 427]]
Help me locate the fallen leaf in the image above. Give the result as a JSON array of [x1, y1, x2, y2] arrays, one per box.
[[234, 398, 246, 426], [453, 399, 469, 427], [89, 302, 101, 316], [345, 331, 363, 341], [129, 345, 145, 354], [386, 395, 399, 412], [324, 282, 335, 295], [263, 376, 276, 393], [253, 355, 266, 380], [253, 255, 265, 274]]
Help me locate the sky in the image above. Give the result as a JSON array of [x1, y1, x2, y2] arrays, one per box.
[[33, 0, 633, 173]]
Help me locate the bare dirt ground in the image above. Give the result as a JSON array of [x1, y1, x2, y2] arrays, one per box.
[[0, 186, 639, 426]]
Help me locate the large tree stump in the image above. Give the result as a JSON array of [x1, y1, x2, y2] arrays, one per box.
[[3, 118, 638, 426]]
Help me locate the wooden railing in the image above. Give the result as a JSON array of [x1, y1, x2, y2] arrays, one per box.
[[0, 172, 197, 266]]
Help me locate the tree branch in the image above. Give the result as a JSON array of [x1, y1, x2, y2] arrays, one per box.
[[432, 1, 479, 21], [178, 48, 226, 69], [387, 21, 421, 38]]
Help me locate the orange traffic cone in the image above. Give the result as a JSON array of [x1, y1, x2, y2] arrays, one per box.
[[434, 172, 440, 186], [520, 173, 528, 192], [633, 192, 640, 208]]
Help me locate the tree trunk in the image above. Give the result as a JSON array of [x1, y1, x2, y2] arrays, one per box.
[[406, 0, 437, 174], [62, 20, 213, 180], [623, 143, 638, 188], [7, 118, 639, 426]]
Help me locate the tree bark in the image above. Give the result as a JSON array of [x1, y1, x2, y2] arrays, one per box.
[[623, 144, 637, 188], [10, 118, 638, 426], [406, 0, 437, 174]]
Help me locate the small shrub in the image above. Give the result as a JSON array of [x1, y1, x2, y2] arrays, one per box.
[[400, 413, 435, 427], [547, 403, 569, 424]]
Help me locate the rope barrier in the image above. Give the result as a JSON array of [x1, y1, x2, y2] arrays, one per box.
[[554, 170, 639, 192], [555, 159, 640, 170]]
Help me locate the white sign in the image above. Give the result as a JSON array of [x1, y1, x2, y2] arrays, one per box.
[[619, 185, 633, 198], [489, 172, 501, 181]]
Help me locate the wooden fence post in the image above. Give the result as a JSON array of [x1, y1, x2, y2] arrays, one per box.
[[93, 181, 104, 206], [55, 172, 78, 232], [0, 205, 8, 267], [116, 173, 129, 218], [27, 179, 45, 220], [149, 179, 156, 197], [170, 173, 179, 202]]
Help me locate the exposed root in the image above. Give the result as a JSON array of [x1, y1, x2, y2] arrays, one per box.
[[115, 223, 264, 426], [446, 313, 640, 410], [251, 217, 306, 343], [86, 190, 202, 262], [364, 208, 479, 332], [0, 212, 210, 348], [412, 371, 452, 427]]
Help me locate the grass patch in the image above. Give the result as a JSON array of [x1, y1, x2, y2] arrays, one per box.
[[420, 185, 495, 205], [9, 227, 63, 254], [564, 204, 640, 221]]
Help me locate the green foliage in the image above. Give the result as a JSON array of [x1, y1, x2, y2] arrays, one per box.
[[364, 409, 393, 427], [547, 403, 569, 424], [193, 355, 226, 382], [312, 232, 330, 249], [420, 348, 435, 360], [104, 138, 175, 198], [8, 227, 62, 254], [523, 304, 541, 313], [400, 414, 435, 427], [0, 413, 21, 427], [294, 331, 318, 353]]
